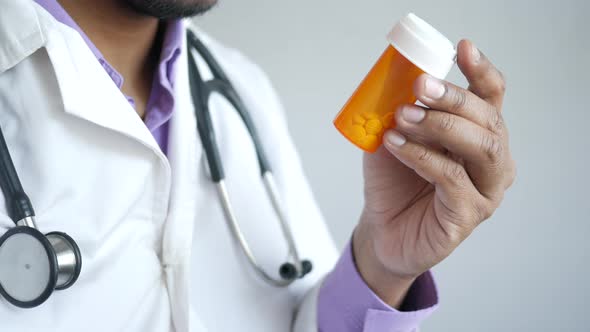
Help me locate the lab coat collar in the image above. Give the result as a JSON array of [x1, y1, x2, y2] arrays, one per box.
[[0, 0, 182, 158], [0, 0, 45, 73], [35, 1, 165, 156]]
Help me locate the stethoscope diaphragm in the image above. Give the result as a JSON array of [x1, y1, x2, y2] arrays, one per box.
[[0, 226, 57, 308], [0, 226, 82, 308]]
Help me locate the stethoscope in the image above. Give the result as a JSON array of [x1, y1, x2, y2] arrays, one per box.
[[186, 30, 312, 286], [0, 30, 312, 308], [0, 128, 82, 308]]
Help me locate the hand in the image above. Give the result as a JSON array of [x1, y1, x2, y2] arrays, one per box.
[[353, 40, 516, 307]]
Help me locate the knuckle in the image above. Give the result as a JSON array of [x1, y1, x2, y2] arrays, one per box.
[[418, 147, 433, 163], [489, 110, 505, 133], [443, 162, 467, 185], [481, 133, 504, 165], [450, 88, 467, 112], [439, 113, 457, 133], [485, 68, 507, 96], [474, 200, 494, 222], [475, 193, 505, 223]]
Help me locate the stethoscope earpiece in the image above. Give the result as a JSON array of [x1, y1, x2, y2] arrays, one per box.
[[279, 259, 313, 280]]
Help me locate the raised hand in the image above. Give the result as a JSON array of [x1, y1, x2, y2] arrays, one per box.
[[353, 40, 515, 306]]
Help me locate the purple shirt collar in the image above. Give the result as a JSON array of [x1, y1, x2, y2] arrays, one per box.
[[34, 0, 183, 154], [35, 0, 125, 88]]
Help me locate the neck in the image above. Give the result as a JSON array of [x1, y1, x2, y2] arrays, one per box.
[[58, 0, 161, 117]]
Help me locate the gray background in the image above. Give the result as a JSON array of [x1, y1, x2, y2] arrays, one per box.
[[196, 0, 589, 330]]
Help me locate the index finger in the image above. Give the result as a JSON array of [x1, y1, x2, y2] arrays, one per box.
[[413, 75, 503, 134], [457, 39, 506, 109]]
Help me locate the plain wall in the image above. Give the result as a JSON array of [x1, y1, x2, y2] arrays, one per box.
[[195, 0, 590, 330]]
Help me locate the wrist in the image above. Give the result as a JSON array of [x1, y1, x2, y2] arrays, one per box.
[[352, 220, 417, 309]]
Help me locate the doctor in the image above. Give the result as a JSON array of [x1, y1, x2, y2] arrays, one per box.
[[0, 0, 515, 331]]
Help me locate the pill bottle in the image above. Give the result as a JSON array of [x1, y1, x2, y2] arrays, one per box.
[[333, 13, 456, 152]]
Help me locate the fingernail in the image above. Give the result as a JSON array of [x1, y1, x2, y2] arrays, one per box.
[[385, 130, 406, 147], [471, 42, 480, 63], [402, 105, 425, 123], [424, 76, 445, 99]]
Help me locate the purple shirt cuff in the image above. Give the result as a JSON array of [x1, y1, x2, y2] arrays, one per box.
[[318, 241, 439, 332]]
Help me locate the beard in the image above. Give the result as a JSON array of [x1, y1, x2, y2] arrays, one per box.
[[123, 0, 218, 19]]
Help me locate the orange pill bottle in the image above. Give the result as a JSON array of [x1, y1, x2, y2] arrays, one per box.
[[334, 13, 456, 152]]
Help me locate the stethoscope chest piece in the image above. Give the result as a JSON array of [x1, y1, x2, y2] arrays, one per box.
[[0, 226, 56, 308], [0, 226, 81, 308], [0, 113, 83, 308], [45, 231, 82, 291]]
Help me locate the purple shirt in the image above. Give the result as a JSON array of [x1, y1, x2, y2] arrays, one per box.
[[35, 1, 439, 330], [319, 243, 438, 331], [35, 0, 180, 154]]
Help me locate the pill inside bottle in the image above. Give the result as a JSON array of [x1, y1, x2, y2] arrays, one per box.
[[333, 13, 456, 152]]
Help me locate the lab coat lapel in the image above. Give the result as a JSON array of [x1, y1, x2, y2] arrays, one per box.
[[162, 22, 209, 332], [40, 12, 163, 155], [164, 24, 204, 266]]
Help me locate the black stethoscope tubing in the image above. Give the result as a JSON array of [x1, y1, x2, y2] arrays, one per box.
[[186, 30, 271, 182], [186, 30, 312, 285]]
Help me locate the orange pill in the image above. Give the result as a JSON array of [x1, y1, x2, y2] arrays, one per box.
[[365, 119, 383, 135], [352, 113, 366, 125], [349, 125, 367, 141], [334, 13, 456, 152]]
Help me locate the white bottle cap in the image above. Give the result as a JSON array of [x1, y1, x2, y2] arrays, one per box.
[[387, 13, 456, 79]]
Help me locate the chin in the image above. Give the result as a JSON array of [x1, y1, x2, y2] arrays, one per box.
[[124, 0, 219, 19]]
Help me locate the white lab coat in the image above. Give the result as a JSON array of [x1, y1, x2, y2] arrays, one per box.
[[0, 0, 340, 331]]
